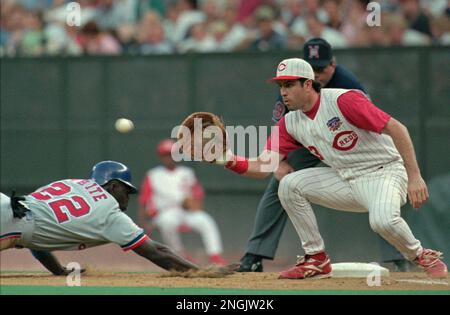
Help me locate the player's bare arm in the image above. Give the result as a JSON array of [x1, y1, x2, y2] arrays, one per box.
[[30, 250, 85, 276], [381, 118, 429, 209], [133, 238, 199, 271]]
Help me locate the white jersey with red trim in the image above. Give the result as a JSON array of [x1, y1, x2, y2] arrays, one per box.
[[284, 89, 402, 179], [143, 166, 200, 213], [20, 179, 147, 251]]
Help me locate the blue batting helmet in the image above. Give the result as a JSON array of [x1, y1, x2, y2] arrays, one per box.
[[90, 161, 138, 193]]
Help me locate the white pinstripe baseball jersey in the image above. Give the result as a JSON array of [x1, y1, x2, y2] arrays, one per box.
[[284, 89, 402, 179], [140, 166, 203, 214]]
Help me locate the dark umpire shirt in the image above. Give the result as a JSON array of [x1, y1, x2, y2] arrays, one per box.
[[272, 65, 367, 123]]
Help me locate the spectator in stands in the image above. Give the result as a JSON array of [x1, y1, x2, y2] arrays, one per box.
[[20, 10, 45, 56], [363, 16, 390, 47], [384, 13, 431, 46], [1, 0, 449, 57], [79, 21, 121, 55], [280, 0, 303, 28], [138, 11, 174, 54], [135, 0, 167, 21], [290, 0, 328, 40], [178, 21, 217, 53], [116, 23, 140, 54], [201, 0, 223, 28], [172, 0, 205, 44], [430, 15, 450, 45], [96, 0, 138, 31], [236, 0, 268, 27], [399, 0, 433, 37], [323, 0, 342, 31], [249, 5, 288, 52], [218, 4, 248, 52], [305, 13, 348, 48], [339, 0, 369, 46]]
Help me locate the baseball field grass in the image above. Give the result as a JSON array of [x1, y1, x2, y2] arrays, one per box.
[[1, 270, 449, 295]]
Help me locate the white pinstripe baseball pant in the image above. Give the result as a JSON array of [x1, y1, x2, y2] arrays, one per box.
[[278, 163, 422, 260], [153, 207, 223, 255]]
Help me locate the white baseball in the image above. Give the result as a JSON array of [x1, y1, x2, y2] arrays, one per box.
[[115, 118, 134, 133]]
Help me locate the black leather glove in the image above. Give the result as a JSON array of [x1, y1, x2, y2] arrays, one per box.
[[10, 191, 30, 219]]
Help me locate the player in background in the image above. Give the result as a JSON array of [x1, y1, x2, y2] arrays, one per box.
[[221, 58, 447, 279], [0, 161, 199, 275], [239, 37, 409, 273], [138, 139, 227, 265]]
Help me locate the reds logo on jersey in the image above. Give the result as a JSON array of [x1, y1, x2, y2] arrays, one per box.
[[308, 45, 320, 59], [332, 131, 358, 151], [326, 117, 342, 132]]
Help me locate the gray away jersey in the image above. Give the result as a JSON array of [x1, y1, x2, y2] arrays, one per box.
[[22, 179, 147, 251]]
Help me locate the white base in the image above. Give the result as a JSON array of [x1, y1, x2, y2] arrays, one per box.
[[331, 262, 390, 278]]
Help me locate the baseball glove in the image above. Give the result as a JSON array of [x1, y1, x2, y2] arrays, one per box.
[[177, 112, 228, 163]]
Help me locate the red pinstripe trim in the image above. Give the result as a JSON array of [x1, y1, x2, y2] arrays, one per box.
[[122, 234, 149, 251]]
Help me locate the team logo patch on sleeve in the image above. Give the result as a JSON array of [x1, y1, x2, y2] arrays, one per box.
[[327, 117, 343, 132], [272, 101, 287, 122]]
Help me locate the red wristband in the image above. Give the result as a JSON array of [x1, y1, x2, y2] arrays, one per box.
[[225, 155, 249, 174]]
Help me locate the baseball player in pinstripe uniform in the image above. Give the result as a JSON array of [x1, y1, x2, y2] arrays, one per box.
[[0, 161, 199, 275], [239, 38, 378, 272], [223, 58, 447, 279], [139, 139, 227, 265]]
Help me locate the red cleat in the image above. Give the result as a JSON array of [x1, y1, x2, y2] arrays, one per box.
[[209, 254, 228, 266], [415, 249, 448, 278], [279, 253, 332, 279]]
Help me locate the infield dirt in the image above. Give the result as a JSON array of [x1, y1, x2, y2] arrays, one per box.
[[1, 271, 448, 291]]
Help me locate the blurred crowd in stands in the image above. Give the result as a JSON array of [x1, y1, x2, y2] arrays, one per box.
[[1, 0, 449, 57]]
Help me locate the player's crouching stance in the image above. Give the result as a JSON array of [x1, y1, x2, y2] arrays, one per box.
[[0, 161, 228, 276], [179, 58, 448, 279]]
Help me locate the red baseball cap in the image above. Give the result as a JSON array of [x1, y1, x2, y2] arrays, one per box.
[[157, 139, 175, 156]]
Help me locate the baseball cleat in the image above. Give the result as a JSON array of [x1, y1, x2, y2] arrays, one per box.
[[415, 249, 448, 278], [237, 254, 263, 272], [209, 254, 228, 266], [279, 253, 332, 279]]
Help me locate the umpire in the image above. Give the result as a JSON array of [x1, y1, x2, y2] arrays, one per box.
[[238, 37, 409, 272]]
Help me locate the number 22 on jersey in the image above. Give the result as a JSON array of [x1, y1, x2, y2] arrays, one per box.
[[31, 182, 91, 223]]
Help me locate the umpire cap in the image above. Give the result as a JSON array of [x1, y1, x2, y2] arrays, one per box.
[[303, 38, 333, 68], [90, 161, 138, 194]]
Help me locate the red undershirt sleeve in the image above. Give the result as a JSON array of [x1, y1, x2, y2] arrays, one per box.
[[337, 90, 391, 133]]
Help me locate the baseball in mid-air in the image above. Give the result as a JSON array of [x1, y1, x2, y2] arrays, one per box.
[[115, 118, 134, 133]]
